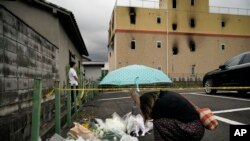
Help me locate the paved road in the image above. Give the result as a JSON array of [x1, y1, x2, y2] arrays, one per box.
[[83, 90, 250, 141]]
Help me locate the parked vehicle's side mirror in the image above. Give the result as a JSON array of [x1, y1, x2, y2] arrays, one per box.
[[219, 65, 226, 70]]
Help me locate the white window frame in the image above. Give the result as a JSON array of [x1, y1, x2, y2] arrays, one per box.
[[156, 41, 162, 48]]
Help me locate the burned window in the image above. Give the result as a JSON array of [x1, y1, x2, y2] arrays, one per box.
[[191, 0, 195, 6], [221, 21, 225, 27], [172, 23, 177, 30], [190, 18, 195, 28], [173, 0, 176, 8], [189, 40, 195, 52], [157, 41, 162, 48], [157, 16, 161, 24], [157, 66, 162, 70], [221, 44, 225, 50], [131, 40, 136, 49], [172, 47, 178, 55], [129, 7, 136, 24]]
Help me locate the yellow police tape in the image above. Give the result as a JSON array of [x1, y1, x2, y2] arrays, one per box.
[[46, 89, 55, 98], [57, 86, 250, 91], [46, 86, 250, 97]]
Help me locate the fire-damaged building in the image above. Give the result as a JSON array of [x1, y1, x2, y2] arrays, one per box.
[[108, 0, 250, 82], [0, 0, 89, 140]]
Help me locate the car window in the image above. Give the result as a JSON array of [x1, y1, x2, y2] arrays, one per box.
[[224, 53, 244, 67], [241, 54, 250, 64]]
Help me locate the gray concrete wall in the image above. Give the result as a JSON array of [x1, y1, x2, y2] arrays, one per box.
[[84, 66, 103, 81], [0, 1, 83, 86], [0, 7, 59, 115], [0, 7, 61, 140]]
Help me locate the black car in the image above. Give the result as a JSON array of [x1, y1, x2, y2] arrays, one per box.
[[203, 51, 250, 94]]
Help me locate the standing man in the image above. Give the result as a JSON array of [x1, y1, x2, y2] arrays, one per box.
[[69, 61, 78, 104]]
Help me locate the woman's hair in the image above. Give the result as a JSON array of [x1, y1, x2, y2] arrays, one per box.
[[140, 91, 160, 123]]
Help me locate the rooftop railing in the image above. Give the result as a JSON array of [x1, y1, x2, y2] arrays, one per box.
[[209, 6, 250, 16], [115, 0, 160, 9]]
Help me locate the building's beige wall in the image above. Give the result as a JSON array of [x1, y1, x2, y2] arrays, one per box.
[[115, 32, 167, 71], [108, 44, 116, 70], [160, 0, 209, 12], [110, 0, 250, 81], [168, 10, 250, 35], [1, 1, 82, 85], [167, 35, 250, 80], [115, 7, 167, 31]]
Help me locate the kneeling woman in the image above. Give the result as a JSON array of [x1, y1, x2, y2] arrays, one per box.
[[130, 90, 205, 141]]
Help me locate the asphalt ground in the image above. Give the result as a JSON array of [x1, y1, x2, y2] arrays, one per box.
[[79, 90, 250, 141]]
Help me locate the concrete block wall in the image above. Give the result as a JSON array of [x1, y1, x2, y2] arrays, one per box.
[[0, 7, 60, 141], [0, 7, 59, 115]]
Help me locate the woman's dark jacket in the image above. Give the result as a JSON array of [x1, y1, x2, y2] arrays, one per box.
[[151, 90, 199, 123]]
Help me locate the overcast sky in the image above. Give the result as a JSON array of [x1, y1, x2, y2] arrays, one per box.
[[46, 0, 250, 62]]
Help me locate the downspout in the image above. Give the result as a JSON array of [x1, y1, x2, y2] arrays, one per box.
[[114, 1, 117, 69], [166, 1, 169, 75]]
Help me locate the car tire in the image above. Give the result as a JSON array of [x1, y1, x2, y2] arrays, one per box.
[[204, 79, 217, 94]]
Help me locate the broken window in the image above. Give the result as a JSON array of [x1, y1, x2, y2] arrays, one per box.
[[157, 66, 162, 70], [191, 0, 195, 6], [129, 7, 136, 24], [173, 0, 176, 8], [157, 41, 161, 48], [190, 18, 195, 28], [131, 40, 136, 49], [172, 23, 177, 30], [221, 21, 225, 27], [157, 16, 161, 24], [172, 47, 178, 55], [189, 40, 195, 52], [221, 44, 225, 50]]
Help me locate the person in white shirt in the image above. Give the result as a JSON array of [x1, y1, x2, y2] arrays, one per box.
[[69, 61, 78, 103]]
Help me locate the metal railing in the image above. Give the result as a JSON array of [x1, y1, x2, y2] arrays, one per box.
[[115, 0, 160, 9], [209, 6, 250, 16], [30, 79, 99, 140]]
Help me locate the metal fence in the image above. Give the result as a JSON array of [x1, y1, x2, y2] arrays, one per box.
[[30, 79, 99, 140]]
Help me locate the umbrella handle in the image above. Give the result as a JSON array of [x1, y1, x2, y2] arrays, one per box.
[[135, 77, 140, 92]]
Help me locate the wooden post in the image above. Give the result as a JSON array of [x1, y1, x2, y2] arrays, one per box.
[[31, 79, 42, 141], [55, 81, 61, 134]]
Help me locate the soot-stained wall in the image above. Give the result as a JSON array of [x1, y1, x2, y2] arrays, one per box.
[[0, 7, 59, 115]]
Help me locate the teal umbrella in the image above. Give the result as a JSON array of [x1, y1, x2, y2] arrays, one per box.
[[99, 64, 172, 91]]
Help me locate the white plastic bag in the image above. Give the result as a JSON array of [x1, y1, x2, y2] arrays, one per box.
[[120, 134, 138, 141]]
